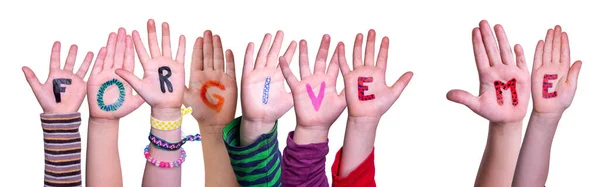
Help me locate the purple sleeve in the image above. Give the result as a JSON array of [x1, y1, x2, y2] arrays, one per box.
[[281, 131, 329, 187]]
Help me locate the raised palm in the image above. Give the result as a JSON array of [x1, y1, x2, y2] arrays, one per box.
[[447, 20, 531, 123], [531, 26, 582, 114], [241, 31, 296, 123], [87, 28, 145, 119], [338, 30, 413, 118], [184, 30, 237, 127], [23, 42, 93, 114], [279, 35, 346, 128], [116, 19, 186, 109]]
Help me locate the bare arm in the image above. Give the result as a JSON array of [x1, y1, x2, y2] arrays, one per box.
[[86, 118, 122, 186], [199, 125, 239, 186], [475, 122, 522, 187]]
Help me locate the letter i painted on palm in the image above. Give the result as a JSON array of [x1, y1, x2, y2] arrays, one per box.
[[262, 77, 271, 104], [306, 81, 326, 111]]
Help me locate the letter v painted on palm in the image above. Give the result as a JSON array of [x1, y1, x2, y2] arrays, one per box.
[[306, 81, 326, 111]]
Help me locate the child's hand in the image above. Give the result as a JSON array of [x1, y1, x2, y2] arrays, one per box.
[[531, 26, 582, 115], [447, 20, 531, 124], [278, 35, 346, 141], [183, 30, 237, 129], [338, 30, 413, 120], [116, 19, 186, 118], [23, 42, 93, 114], [87, 28, 144, 120]]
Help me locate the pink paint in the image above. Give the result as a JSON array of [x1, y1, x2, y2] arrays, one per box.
[[306, 81, 326, 111]]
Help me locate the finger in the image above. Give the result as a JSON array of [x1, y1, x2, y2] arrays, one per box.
[[242, 42, 255, 77], [479, 21, 502, 66], [104, 32, 117, 70], [281, 40, 297, 67], [299, 40, 311, 79], [326, 44, 340, 81], [50, 41, 61, 71], [213, 35, 225, 72], [266, 30, 284, 67], [22, 66, 43, 94], [337, 42, 351, 76], [532, 40, 544, 70], [338, 88, 346, 100], [472, 28, 490, 70], [113, 28, 127, 68], [115, 69, 145, 92], [63, 44, 78, 72], [132, 30, 150, 63], [542, 29, 554, 65], [567, 60, 582, 85], [124, 35, 135, 72], [131, 94, 146, 111], [375, 36, 389, 73], [314, 34, 331, 74], [278, 56, 300, 88], [514, 44, 528, 72], [76, 52, 94, 79], [254, 33, 272, 69], [203, 30, 214, 70], [493, 24, 515, 65], [364, 29, 376, 66], [147, 19, 162, 58], [175, 35, 186, 64], [191, 37, 204, 71], [446, 89, 480, 112], [391, 71, 413, 100], [161, 22, 172, 58], [551, 25, 562, 64], [225, 49, 236, 79], [353, 33, 364, 68], [560, 32, 571, 69], [90, 47, 107, 75]]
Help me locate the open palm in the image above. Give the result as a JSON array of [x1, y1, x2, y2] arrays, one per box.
[[184, 30, 237, 127], [447, 21, 531, 123], [23, 42, 93, 114], [116, 19, 186, 109], [87, 28, 144, 119], [241, 31, 296, 123], [279, 35, 346, 129], [531, 26, 582, 114], [338, 30, 413, 118]]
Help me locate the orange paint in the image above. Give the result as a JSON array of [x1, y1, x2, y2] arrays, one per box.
[[200, 80, 226, 112]]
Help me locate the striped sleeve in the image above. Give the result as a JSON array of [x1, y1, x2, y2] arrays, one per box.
[[41, 113, 82, 187], [222, 116, 282, 187]]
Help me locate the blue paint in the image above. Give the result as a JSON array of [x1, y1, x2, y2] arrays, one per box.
[[97, 78, 126, 111]]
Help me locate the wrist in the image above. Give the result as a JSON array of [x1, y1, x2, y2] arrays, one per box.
[[151, 107, 181, 121], [347, 116, 381, 131], [531, 111, 563, 120], [240, 117, 276, 146], [293, 126, 329, 144]]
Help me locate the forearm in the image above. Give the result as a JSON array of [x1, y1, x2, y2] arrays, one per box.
[[198, 125, 239, 187], [42, 113, 83, 187], [282, 131, 329, 187], [475, 121, 523, 187], [85, 118, 121, 187], [512, 112, 562, 187], [339, 116, 379, 177], [142, 108, 183, 187]]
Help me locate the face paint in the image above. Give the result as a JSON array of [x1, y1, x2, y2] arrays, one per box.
[[52, 78, 72, 103], [200, 80, 226, 113], [358, 76, 375, 101], [306, 81, 326, 111], [542, 74, 558, 98], [494, 78, 518, 106], [158, 66, 173, 93], [262, 77, 271, 105], [97, 78, 126, 111]]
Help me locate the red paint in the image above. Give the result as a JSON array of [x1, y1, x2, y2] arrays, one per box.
[[358, 77, 375, 101], [543, 74, 558, 98], [494, 78, 518, 106]]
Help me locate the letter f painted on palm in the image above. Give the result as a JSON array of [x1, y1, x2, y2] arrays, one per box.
[[306, 81, 326, 111]]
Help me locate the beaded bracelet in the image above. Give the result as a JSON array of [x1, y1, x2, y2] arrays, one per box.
[[151, 107, 193, 130], [144, 145, 187, 168], [149, 132, 202, 151]]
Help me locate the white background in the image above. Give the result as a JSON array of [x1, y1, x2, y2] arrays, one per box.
[[1, 0, 598, 186]]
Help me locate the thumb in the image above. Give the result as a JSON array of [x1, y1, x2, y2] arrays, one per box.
[[115, 69, 144, 93], [22, 66, 43, 93], [391, 71, 414, 100], [567, 60, 582, 86], [446, 89, 480, 111]]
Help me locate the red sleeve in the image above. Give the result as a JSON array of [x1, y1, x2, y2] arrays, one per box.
[[331, 147, 376, 187]]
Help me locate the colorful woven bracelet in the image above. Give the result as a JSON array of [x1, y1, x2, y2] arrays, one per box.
[[149, 132, 202, 151], [144, 145, 187, 168], [150, 107, 193, 131]]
